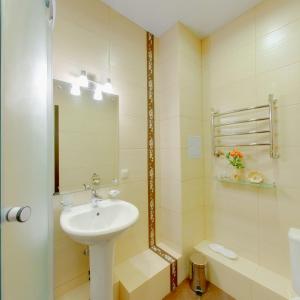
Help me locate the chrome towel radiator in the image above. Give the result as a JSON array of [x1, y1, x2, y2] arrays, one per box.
[[211, 94, 279, 158]]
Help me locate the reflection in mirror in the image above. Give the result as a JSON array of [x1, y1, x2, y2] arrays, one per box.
[[53, 79, 119, 194]]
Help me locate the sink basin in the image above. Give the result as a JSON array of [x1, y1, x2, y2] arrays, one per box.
[[60, 199, 139, 245], [60, 199, 139, 300]]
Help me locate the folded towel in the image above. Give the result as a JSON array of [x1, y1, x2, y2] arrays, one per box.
[[209, 243, 238, 260]]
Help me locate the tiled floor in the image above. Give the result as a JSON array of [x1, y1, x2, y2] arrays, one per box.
[[164, 280, 234, 300], [56, 283, 89, 300], [57, 279, 234, 300]]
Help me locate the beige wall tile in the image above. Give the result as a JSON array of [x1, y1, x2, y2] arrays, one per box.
[[257, 189, 290, 277], [119, 149, 147, 183], [181, 149, 203, 180], [159, 117, 181, 149], [183, 209, 205, 249], [160, 148, 181, 181], [210, 186, 259, 263], [275, 147, 300, 189], [157, 25, 179, 70], [56, 0, 109, 34], [209, 10, 255, 50], [278, 188, 300, 237], [256, 19, 300, 74], [256, 62, 300, 107], [157, 88, 180, 120], [156, 23, 204, 281], [119, 115, 147, 150], [255, 0, 300, 37], [54, 18, 108, 83], [180, 86, 202, 119], [159, 207, 182, 252], [251, 283, 287, 300], [156, 25, 182, 256], [160, 178, 182, 213], [118, 86, 147, 118], [207, 258, 253, 300], [182, 179, 204, 211], [278, 104, 300, 147], [118, 180, 148, 213], [202, 0, 300, 284]]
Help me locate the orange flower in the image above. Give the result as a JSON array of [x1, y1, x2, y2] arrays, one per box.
[[230, 148, 243, 158]]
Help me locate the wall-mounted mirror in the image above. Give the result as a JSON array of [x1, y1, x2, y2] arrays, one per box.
[[53, 79, 119, 194]]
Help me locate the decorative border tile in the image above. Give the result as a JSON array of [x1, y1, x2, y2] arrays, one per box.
[[146, 31, 156, 249], [146, 32, 178, 291], [151, 245, 178, 291]]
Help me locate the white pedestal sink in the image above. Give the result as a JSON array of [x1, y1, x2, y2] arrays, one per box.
[[60, 199, 139, 300]]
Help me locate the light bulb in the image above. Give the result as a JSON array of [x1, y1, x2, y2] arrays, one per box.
[[78, 70, 89, 88], [70, 83, 80, 96], [102, 78, 114, 94], [93, 84, 103, 101]]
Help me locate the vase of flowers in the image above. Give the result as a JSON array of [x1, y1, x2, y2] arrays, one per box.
[[225, 148, 245, 181]]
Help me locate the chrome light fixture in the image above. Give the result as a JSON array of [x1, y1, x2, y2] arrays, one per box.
[[93, 84, 103, 101], [102, 78, 114, 95], [69, 71, 116, 100], [78, 70, 89, 88], [70, 82, 80, 96]]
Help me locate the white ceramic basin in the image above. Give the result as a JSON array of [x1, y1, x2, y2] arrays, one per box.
[[60, 199, 139, 300], [60, 199, 139, 245]]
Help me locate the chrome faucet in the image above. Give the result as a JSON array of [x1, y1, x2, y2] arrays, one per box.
[[83, 173, 102, 207], [83, 184, 102, 199]]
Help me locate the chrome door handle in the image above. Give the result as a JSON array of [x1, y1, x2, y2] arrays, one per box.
[[5, 206, 31, 223]]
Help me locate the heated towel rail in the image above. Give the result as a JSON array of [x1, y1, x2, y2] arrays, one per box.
[[211, 94, 278, 158]]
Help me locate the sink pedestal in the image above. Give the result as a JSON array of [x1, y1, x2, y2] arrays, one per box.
[[60, 200, 139, 300], [89, 240, 115, 300]]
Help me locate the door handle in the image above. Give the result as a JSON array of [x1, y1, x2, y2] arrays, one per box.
[[5, 206, 31, 223]]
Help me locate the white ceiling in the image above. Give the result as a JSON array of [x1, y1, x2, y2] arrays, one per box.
[[102, 0, 262, 37]]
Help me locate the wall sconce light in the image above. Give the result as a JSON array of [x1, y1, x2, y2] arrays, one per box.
[[102, 78, 114, 95], [70, 82, 81, 96], [70, 71, 116, 100], [78, 70, 89, 88], [93, 84, 103, 101]]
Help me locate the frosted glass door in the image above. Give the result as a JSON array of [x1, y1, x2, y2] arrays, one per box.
[[1, 0, 52, 299]]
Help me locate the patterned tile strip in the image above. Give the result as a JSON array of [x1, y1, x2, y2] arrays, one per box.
[[146, 31, 178, 291]]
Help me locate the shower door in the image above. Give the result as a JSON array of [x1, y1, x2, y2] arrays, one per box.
[[1, 0, 53, 299]]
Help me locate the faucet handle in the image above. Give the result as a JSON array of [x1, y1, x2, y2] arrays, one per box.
[[83, 184, 91, 191]]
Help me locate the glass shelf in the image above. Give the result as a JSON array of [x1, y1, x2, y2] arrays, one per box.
[[216, 176, 276, 189]]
